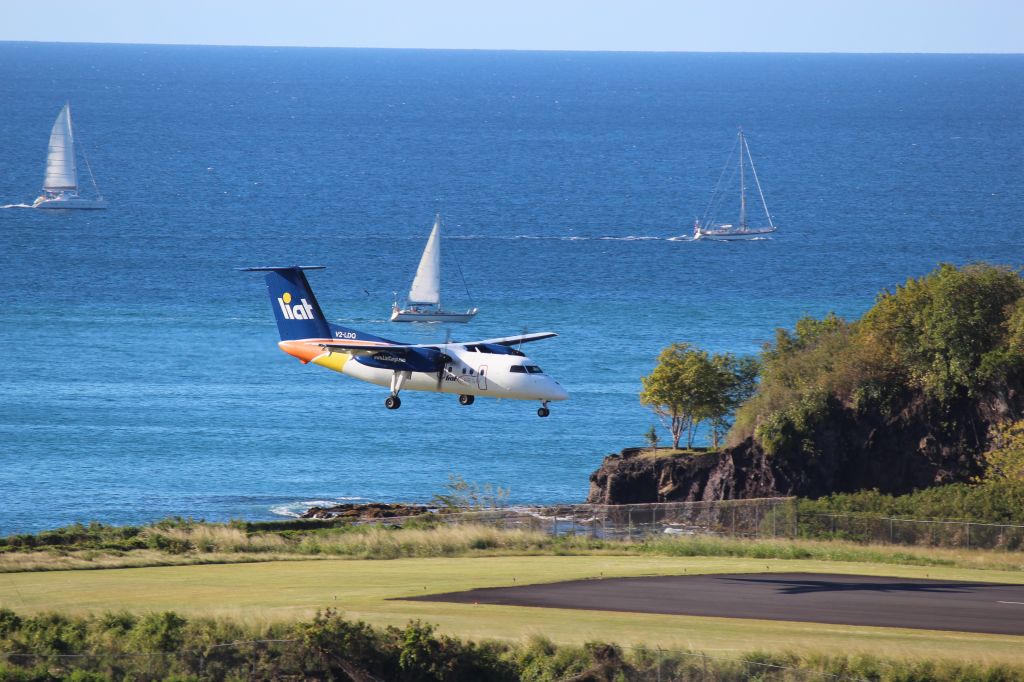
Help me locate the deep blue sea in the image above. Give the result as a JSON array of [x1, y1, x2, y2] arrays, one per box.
[[1, 44, 1022, 534]]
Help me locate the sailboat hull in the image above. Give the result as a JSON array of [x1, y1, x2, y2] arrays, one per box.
[[391, 307, 479, 323], [33, 195, 107, 210], [694, 227, 775, 241]]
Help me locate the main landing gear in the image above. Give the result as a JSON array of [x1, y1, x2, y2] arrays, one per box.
[[386, 371, 410, 410], [537, 401, 551, 418], [458, 394, 475, 406]]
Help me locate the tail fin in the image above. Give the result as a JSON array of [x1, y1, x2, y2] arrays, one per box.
[[242, 266, 332, 341]]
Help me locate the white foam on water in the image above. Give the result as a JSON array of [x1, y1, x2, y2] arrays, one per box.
[[269, 497, 365, 518]]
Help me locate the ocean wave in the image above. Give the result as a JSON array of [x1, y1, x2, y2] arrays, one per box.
[[269, 497, 365, 518], [1, 203, 32, 209], [450, 234, 675, 242]]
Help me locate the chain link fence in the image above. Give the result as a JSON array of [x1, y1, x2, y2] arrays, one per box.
[[364, 497, 799, 540], [797, 513, 1024, 550], [360, 498, 1024, 550]]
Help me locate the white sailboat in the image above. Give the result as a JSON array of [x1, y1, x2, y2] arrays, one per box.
[[32, 103, 106, 210], [391, 214, 478, 323], [691, 128, 774, 241]]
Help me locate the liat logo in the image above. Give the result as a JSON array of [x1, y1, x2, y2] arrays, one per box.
[[278, 291, 316, 320]]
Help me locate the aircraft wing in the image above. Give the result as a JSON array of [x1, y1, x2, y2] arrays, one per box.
[[319, 332, 557, 355], [471, 332, 558, 346]]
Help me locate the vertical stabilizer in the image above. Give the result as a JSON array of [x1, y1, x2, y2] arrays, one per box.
[[246, 266, 332, 341]]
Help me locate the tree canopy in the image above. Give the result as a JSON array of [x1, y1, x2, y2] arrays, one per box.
[[979, 419, 1024, 483], [640, 343, 757, 449], [731, 263, 1024, 454]]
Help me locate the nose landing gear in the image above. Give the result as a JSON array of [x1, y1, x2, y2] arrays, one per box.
[[385, 395, 401, 410], [537, 400, 551, 418]]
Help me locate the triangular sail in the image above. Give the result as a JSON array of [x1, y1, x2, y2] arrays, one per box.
[[407, 215, 442, 305], [43, 104, 77, 191]]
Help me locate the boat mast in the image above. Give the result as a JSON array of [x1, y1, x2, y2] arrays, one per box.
[[737, 128, 747, 230]]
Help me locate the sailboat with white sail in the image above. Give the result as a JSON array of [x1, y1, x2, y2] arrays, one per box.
[[32, 103, 106, 210], [391, 214, 478, 323], [691, 128, 774, 241]]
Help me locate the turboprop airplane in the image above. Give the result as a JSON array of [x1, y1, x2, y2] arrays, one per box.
[[243, 265, 568, 416]]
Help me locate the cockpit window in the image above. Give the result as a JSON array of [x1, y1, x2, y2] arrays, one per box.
[[525, 365, 543, 374], [509, 365, 526, 373]]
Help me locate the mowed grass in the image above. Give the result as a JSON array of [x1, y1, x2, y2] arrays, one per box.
[[2, 554, 1024, 664]]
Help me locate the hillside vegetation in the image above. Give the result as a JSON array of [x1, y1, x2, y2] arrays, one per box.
[[733, 263, 1024, 454], [729, 262, 1024, 475]]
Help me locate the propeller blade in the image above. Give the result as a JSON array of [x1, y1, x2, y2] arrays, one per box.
[[435, 352, 452, 391]]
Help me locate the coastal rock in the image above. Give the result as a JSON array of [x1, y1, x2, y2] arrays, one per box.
[[588, 380, 1024, 504], [300, 502, 430, 520]]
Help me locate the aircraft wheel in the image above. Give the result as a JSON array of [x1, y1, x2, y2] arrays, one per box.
[[459, 394, 475, 406], [385, 395, 401, 410], [537, 407, 550, 418]]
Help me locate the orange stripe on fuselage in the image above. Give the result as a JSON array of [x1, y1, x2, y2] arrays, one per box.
[[277, 338, 393, 364]]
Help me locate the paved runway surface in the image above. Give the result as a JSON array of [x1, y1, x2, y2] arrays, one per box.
[[406, 573, 1024, 635]]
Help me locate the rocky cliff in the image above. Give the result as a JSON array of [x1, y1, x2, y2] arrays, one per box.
[[588, 380, 1024, 504]]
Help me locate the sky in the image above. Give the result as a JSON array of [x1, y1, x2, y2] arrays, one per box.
[[0, 0, 1021, 53]]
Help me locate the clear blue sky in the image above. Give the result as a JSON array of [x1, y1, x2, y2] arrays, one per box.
[[1, 0, 1021, 53]]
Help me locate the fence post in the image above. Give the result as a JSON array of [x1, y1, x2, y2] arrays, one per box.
[[966, 522, 970, 549], [731, 505, 736, 537], [628, 508, 633, 541]]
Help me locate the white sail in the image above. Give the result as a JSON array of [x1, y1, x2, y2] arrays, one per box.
[[407, 215, 442, 305], [42, 104, 77, 191]]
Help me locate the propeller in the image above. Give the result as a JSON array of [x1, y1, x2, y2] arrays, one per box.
[[435, 328, 453, 391]]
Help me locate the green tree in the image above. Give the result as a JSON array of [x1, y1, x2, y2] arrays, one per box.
[[979, 419, 1024, 482], [640, 343, 757, 449], [643, 425, 659, 454]]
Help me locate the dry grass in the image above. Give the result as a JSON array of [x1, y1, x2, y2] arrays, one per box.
[[636, 447, 715, 460], [4, 522, 1024, 576], [0, 524, 561, 573], [0, 549, 320, 573], [144, 524, 291, 553], [295, 524, 552, 558]]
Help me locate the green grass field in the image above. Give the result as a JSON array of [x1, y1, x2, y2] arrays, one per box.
[[3, 554, 1023, 664]]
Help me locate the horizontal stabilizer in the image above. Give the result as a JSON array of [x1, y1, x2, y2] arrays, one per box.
[[239, 265, 326, 272]]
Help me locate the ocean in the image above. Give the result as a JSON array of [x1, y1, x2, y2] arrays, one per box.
[[1, 44, 1022, 534]]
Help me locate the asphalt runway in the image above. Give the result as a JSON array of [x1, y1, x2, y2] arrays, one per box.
[[406, 572, 1024, 635]]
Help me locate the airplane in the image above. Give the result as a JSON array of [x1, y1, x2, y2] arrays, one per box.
[[243, 265, 569, 416]]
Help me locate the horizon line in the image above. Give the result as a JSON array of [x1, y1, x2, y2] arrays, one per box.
[[1, 39, 1021, 57]]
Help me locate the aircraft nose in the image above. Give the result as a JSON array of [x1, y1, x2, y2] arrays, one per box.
[[546, 379, 569, 401]]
